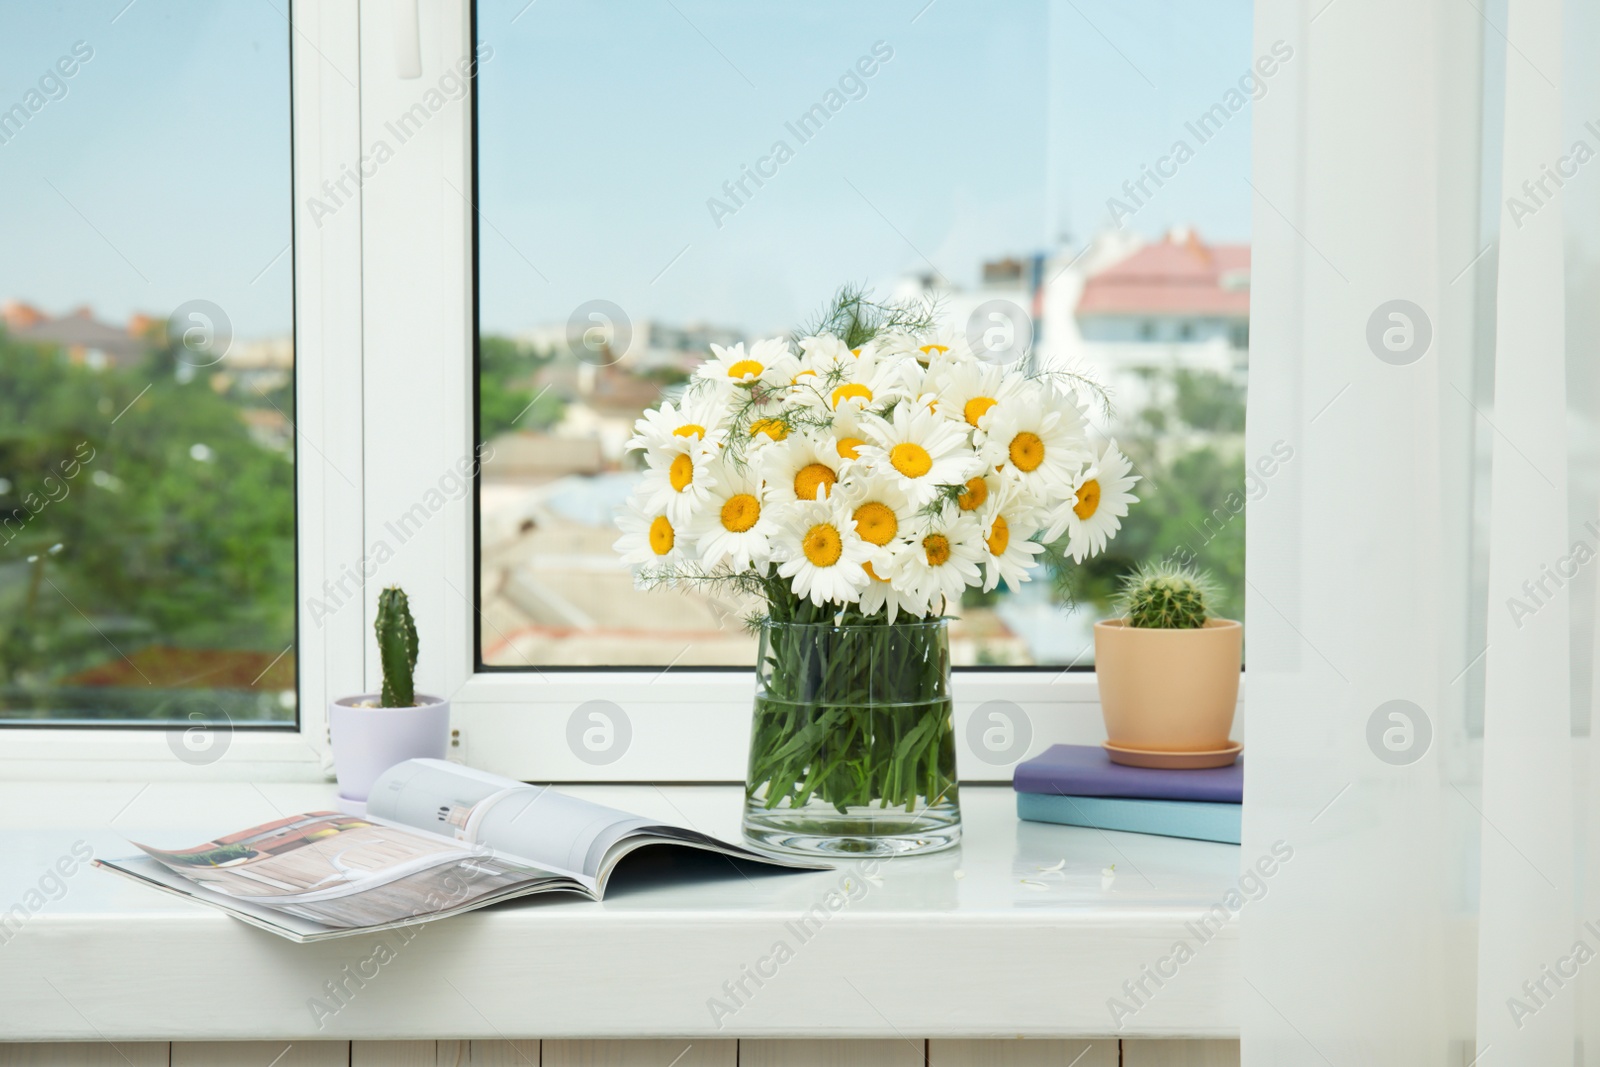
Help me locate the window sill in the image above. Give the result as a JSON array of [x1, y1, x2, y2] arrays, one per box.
[[3, 780, 1239, 1041]]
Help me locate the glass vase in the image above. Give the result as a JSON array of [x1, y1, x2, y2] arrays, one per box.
[[742, 618, 961, 857]]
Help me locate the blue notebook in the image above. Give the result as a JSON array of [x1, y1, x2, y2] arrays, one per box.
[[1016, 792, 1241, 844]]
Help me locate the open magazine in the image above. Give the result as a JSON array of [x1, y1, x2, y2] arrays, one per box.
[[95, 759, 824, 943]]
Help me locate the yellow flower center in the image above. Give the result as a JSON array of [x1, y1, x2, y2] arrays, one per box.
[[793, 462, 837, 501], [750, 418, 788, 441], [919, 344, 949, 357], [672, 424, 706, 439], [852, 502, 898, 546], [1009, 431, 1044, 472], [863, 560, 888, 582], [831, 383, 873, 408], [889, 442, 934, 479], [922, 533, 951, 566], [727, 359, 764, 379], [957, 476, 988, 511], [963, 396, 997, 428], [721, 493, 760, 532], [648, 515, 675, 555], [836, 436, 865, 460], [802, 523, 843, 567], [668, 453, 695, 492], [850, 347, 862, 358], [792, 369, 816, 383], [987, 515, 1010, 556], [1073, 478, 1102, 520]]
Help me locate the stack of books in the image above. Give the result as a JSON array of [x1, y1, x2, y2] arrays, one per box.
[[1012, 744, 1243, 844]]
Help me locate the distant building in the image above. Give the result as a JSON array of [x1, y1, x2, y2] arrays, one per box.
[[1, 301, 148, 370], [1075, 227, 1249, 351], [902, 228, 1249, 433]]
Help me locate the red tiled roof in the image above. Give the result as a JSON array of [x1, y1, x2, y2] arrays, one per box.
[[1077, 232, 1250, 318]]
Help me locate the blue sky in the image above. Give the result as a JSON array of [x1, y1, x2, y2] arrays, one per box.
[[1, 0, 1252, 340], [0, 2, 292, 340], [476, 0, 1254, 335]]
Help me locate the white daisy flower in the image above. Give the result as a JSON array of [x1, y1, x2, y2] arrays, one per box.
[[978, 482, 1045, 592], [978, 391, 1089, 500], [613, 492, 687, 573], [951, 466, 1004, 518], [816, 358, 907, 416], [773, 498, 873, 607], [838, 476, 919, 559], [932, 359, 1028, 435], [889, 509, 986, 610], [826, 406, 873, 468], [690, 458, 776, 572], [763, 434, 843, 505], [626, 396, 727, 453], [858, 401, 981, 506], [858, 557, 931, 623], [696, 336, 798, 391], [1044, 440, 1141, 562], [637, 438, 718, 525], [796, 333, 857, 380]]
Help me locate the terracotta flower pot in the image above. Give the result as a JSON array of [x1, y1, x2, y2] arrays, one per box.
[[1094, 619, 1242, 754]]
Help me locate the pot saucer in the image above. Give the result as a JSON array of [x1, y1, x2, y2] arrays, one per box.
[[1103, 740, 1243, 769]]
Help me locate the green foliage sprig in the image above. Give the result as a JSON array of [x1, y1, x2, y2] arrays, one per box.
[[793, 282, 941, 349]]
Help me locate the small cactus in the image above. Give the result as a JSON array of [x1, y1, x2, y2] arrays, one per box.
[[376, 585, 419, 706], [1118, 563, 1214, 629]]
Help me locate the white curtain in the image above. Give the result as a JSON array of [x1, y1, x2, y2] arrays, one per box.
[[1244, 0, 1600, 1061]]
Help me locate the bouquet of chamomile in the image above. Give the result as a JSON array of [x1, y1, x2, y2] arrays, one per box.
[[614, 290, 1138, 818]]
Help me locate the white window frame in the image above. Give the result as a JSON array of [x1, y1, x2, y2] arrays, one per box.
[[1, 0, 363, 780], [2, 0, 1241, 783]]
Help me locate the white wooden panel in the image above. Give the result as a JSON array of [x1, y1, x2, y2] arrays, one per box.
[[0, 1045, 167, 1067], [357, 1042, 534, 1066], [171, 1042, 350, 1066], [929, 1039, 1118, 1066], [354, 1040, 444, 1065], [468, 1042, 541, 1065], [1121, 1040, 1240, 1067], [738, 1040, 925, 1067], [543, 1041, 733, 1066]]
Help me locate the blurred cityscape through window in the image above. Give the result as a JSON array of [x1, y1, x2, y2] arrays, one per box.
[[475, 0, 1254, 668]]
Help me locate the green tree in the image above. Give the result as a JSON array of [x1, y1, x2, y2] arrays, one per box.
[[479, 335, 561, 440], [0, 332, 294, 718]]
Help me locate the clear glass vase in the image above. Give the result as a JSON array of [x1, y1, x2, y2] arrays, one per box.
[[742, 618, 961, 857]]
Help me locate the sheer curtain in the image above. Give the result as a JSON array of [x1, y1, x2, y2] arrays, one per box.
[[1244, 0, 1599, 1061]]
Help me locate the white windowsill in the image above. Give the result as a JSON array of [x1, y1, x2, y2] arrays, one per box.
[[2, 779, 1240, 1041]]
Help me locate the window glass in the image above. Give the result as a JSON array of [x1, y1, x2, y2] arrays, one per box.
[[475, 0, 1252, 668], [0, 3, 295, 724]]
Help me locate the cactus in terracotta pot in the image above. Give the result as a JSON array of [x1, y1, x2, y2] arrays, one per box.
[[376, 585, 419, 707], [1096, 561, 1240, 767], [1118, 563, 1214, 629]]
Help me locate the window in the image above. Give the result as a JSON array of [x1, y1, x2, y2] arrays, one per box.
[[473, 0, 1252, 670], [0, 5, 295, 725]]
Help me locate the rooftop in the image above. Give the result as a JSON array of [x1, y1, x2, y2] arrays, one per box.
[[1077, 228, 1250, 319]]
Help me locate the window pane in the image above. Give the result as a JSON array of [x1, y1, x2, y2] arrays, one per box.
[[1, 3, 295, 723], [475, 0, 1250, 668]]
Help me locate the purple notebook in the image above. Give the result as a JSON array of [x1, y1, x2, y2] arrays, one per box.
[[1012, 744, 1243, 803]]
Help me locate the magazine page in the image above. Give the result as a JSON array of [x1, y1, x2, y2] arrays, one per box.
[[371, 760, 832, 888], [126, 810, 572, 930], [368, 759, 658, 881]]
